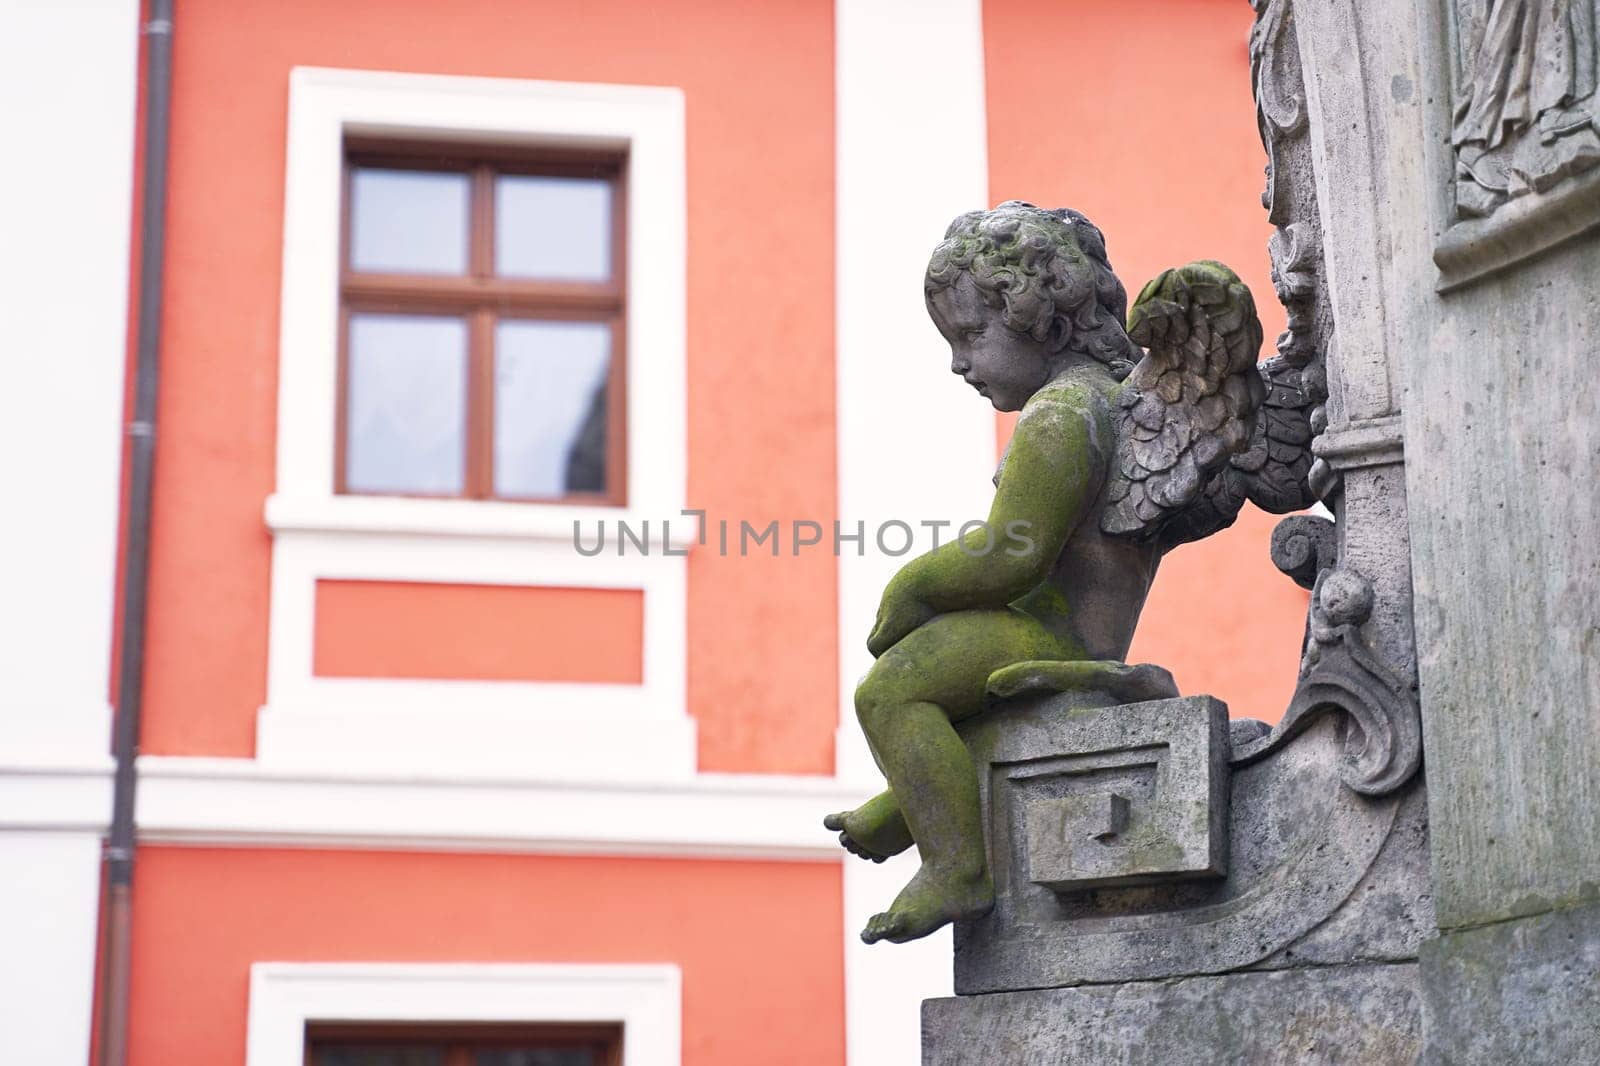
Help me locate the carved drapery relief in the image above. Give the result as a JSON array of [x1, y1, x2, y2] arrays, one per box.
[[1252, 0, 1308, 224], [1450, 0, 1600, 217]]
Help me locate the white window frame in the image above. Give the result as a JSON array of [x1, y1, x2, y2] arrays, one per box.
[[247, 962, 680, 1066], [262, 67, 694, 781]]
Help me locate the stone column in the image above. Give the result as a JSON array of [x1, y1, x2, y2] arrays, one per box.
[[1290, 2, 1600, 1060]]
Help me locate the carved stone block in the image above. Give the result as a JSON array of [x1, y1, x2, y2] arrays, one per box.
[[951, 691, 1426, 996], [997, 698, 1227, 893]]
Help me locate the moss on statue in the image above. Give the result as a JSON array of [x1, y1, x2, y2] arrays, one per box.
[[828, 204, 1280, 945]]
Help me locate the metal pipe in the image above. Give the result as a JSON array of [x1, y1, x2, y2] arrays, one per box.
[[101, 3, 174, 1064]]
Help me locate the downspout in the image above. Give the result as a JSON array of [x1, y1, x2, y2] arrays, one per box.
[[101, 2, 173, 1064]]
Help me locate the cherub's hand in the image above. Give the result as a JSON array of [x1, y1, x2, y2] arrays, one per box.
[[867, 581, 936, 657]]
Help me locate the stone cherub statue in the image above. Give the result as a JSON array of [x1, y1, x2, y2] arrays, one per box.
[[826, 201, 1315, 944]]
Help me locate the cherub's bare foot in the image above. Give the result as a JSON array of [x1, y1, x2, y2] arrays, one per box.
[[824, 790, 913, 863], [861, 863, 993, 944]]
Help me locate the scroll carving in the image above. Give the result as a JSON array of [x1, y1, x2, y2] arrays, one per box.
[[1246, 1, 1421, 798], [1233, 566, 1424, 797], [1268, 512, 1337, 590]]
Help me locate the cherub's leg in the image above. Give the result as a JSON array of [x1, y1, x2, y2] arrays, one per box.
[[857, 692, 989, 943], [831, 663, 1173, 864], [824, 790, 911, 863], [852, 608, 1070, 944], [984, 660, 1179, 704]]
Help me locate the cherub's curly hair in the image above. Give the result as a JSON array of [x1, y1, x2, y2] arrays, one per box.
[[925, 201, 1141, 380]]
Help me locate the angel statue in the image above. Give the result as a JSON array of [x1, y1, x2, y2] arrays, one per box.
[[826, 201, 1315, 944]]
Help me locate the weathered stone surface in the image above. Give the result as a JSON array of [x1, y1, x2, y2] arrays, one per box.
[[903, 0, 1597, 1055], [1231, 563, 1422, 797], [978, 694, 1227, 894], [923, 963, 1422, 1065], [1262, 4, 1600, 1061], [1419, 900, 1600, 1065], [1256, 776, 1433, 969], [1404, 233, 1600, 933], [1286, 0, 1600, 938], [920, 0, 1597, 1056]]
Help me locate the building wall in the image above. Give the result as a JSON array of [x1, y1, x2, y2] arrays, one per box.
[[118, 1, 845, 1063], [140, 0, 839, 774], [128, 848, 844, 1066], [0, 2, 1308, 1064]]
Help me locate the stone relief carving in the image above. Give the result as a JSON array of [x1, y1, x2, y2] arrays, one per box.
[[1250, 0, 1335, 486], [1450, 0, 1600, 217], [1250, 0, 1308, 223], [1234, 554, 1424, 798]]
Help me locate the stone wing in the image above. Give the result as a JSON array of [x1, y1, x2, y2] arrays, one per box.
[[1151, 353, 1319, 554], [1101, 261, 1267, 542]]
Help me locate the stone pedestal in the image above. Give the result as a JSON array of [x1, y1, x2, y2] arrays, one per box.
[[924, 691, 1432, 1064]]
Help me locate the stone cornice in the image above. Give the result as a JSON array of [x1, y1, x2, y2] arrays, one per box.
[[1312, 415, 1405, 471]]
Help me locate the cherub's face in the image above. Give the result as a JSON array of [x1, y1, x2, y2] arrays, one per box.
[[926, 273, 1052, 412]]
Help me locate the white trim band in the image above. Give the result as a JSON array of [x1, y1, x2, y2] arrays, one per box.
[[0, 757, 868, 861], [139, 757, 859, 858]]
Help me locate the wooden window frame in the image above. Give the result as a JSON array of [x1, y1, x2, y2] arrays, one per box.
[[305, 1021, 623, 1066], [337, 137, 629, 506]]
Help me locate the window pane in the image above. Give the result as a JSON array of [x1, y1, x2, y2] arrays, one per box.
[[350, 167, 469, 274], [312, 1048, 445, 1066], [494, 320, 611, 499], [346, 313, 468, 495], [495, 176, 612, 281], [475, 1051, 597, 1066]]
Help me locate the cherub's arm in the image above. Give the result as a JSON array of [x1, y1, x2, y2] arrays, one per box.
[[866, 390, 1106, 656]]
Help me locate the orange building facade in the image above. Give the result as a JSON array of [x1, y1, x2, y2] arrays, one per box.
[[1, 2, 1305, 1064]]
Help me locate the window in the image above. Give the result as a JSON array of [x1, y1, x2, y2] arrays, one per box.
[[338, 140, 627, 505], [306, 1023, 622, 1066], [266, 69, 691, 779]]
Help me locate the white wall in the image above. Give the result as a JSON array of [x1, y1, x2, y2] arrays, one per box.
[[0, 1, 139, 1062], [835, 1, 994, 1062]]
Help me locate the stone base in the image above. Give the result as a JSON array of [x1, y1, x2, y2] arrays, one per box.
[[950, 691, 1427, 994], [922, 964, 1422, 1066], [1420, 898, 1600, 1065]]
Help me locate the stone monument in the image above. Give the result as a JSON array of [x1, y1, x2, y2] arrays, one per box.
[[829, 2, 1598, 1062]]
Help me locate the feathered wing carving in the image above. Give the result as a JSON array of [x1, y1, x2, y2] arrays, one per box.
[[1101, 260, 1317, 551], [1152, 354, 1318, 552], [1101, 262, 1265, 538]]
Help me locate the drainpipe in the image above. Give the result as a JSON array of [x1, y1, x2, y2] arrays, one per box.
[[101, 2, 174, 1064]]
